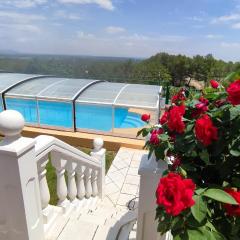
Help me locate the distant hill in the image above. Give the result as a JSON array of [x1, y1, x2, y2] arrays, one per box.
[[0, 49, 19, 55], [0, 52, 239, 86]]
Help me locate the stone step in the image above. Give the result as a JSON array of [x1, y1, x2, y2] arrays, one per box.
[[57, 219, 99, 240]]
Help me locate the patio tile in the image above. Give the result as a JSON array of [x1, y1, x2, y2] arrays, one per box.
[[130, 160, 141, 168], [127, 167, 139, 176], [118, 167, 129, 177], [107, 192, 120, 205], [117, 193, 136, 206], [113, 160, 129, 170], [125, 175, 140, 185], [105, 176, 112, 184], [107, 171, 125, 183], [107, 165, 118, 174], [121, 184, 138, 195], [105, 182, 119, 195]]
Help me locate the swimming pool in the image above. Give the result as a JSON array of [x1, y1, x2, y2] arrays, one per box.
[[76, 105, 146, 131], [5, 98, 146, 131]]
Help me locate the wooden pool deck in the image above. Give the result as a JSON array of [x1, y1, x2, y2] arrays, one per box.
[[22, 126, 145, 151]]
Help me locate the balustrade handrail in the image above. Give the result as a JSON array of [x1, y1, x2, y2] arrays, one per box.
[[35, 135, 101, 169]]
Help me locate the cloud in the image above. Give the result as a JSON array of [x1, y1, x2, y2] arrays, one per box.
[[221, 42, 240, 48], [105, 26, 126, 34], [206, 34, 223, 39], [0, 11, 46, 23], [232, 22, 240, 29], [77, 31, 95, 39], [186, 16, 203, 22], [58, 0, 114, 10], [0, 23, 41, 33], [0, 0, 47, 8], [211, 14, 240, 24], [55, 10, 81, 20]]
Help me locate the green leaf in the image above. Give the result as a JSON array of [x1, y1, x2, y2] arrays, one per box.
[[137, 129, 143, 137], [203, 188, 238, 204], [187, 229, 205, 239], [232, 177, 240, 188], [159, 134, 169, 141], [179, 167, 187, 177], [195, 188, 207, 195], [229, 105, 240, 121], [230, 149, 240, 157], [211, 231, 226, 240], [199, 150, 209, 164], [191, 195, 207, 223]]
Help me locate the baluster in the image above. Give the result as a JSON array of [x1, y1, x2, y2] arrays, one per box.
[[37, 155, 50, 210], [76, 165, 86, 200], [91, 169, 98, 197], [51, 152, 69, 210], [66, 161, 77, 203], [91, 138, 106, 199], [84, 167, 93, 198], [37, 155, 51, 224]]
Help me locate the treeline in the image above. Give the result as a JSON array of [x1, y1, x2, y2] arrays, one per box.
[[0, 52, 239, 86]]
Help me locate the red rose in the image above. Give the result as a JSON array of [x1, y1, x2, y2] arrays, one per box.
[[195, 103, 208, 112], [169, 132, 176, 142], [159, 111, 169, 125], [156, 172, 195, 216], [227, 79, 240, 105], [214, 99, 226, 108], [224, 189, 240, 216], [172, 157, 181, 170], [195, 114, 218, 146], [141, 114, 150, 122], [199, 96, 209, 105], [210, 80, 219, 89], [194, 96, 209, 117], [167, 105, 186, 134], [149, 128, 164, 145], [171, 89, 186, 104]]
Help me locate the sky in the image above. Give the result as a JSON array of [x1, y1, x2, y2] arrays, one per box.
[[0, 0, 240, 61]]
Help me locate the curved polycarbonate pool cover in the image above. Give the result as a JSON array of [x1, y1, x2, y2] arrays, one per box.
[[2, 73, 161, 109], [0, 73, 44, 94]]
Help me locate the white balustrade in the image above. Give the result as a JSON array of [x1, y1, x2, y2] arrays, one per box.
[[76, 165, 86, 200], [85, 167, 93, 198], [91, 169, 99, 197], [91, 138, 106, 199], [66, 161, 78, 202], [37, 155, 50, 210], [51, 152, 69, 209], [0, 110, 106, 239], [37, 155, 53, 225], [0, 110, 44, 240]]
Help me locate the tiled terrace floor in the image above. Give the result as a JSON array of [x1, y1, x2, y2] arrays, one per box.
[[104, 147, 147, 208]]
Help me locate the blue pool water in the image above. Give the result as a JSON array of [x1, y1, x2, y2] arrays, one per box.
[[5, 98, 146, 131]]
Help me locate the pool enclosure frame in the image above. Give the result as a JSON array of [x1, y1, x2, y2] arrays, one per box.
[[1, 73, 162, 135], [0, 74, 51, 111], [5, 77, 104, 131]]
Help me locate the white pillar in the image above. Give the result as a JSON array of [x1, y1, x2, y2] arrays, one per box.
[[66, 161, 78, 203], [136, 153, 168, 240], [91, 169, 98, 197], [37, 155, 51, 224], [0, 110, 44, 240], [76, 165, 86, 200], [51, 152, 69, 211], [84, 167, 93, 199], [90, 138, 106, 199]]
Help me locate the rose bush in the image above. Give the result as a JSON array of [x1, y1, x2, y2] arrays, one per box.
[[156, 172, 195, 216], [138, 79, 240, 240]]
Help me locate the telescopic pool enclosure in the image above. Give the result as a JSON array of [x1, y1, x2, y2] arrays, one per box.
[[0, 73, 162, 137]]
